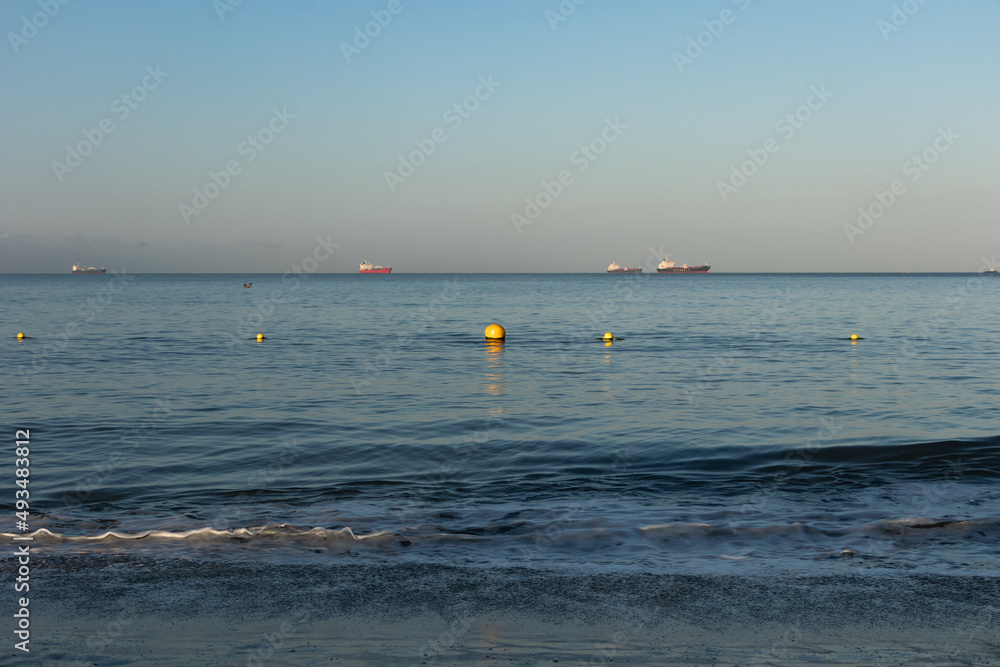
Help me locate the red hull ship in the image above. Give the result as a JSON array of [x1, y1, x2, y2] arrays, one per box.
[[359, 261, 391, 274], [656, 257, 710, 273]]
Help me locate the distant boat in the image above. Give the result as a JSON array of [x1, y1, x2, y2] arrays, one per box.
[[986, 268, 998, 276], [656, 257, 710, 274], [607, 262, 642, 274], [72, 263, 106, 274], [360, 261, 391, 274]]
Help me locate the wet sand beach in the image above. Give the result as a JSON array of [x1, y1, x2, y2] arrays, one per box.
[[22, 555, 1000, 665]]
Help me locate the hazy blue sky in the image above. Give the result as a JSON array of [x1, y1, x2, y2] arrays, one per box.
[[1, 0, 997, 272]]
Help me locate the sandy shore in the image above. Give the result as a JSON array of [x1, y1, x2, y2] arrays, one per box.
[[15, 555, 1000, 665]]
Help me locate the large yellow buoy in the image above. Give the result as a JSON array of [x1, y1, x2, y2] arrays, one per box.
[[16, 332, 25, 339], [256, 333, 265, 341], [485, 323, 505, 340], [850, 334, 859, 340], [603, 332, 614, 341]]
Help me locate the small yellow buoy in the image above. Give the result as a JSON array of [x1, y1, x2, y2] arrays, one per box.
[[16, 332, 25, 339], [256, 333, 264, 341], [850, 334, 859, 340], [485, 323, 505, 340], [603, 332, 614, 341]]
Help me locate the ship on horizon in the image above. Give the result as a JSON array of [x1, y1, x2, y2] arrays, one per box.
[[607, 262, 642, 274], [72, 263, 106, 274], [656, 257, 710, 274], [359, 261, 391, 274]]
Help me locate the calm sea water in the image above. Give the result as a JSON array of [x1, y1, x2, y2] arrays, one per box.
[[3, 272, 999, 574]]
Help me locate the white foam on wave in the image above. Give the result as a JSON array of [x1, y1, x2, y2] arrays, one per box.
[[7, 507, 999, 574], [2, 525, 397, 546], [8, 514, 999, 547]]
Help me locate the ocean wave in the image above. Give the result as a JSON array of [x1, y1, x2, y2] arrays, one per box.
[[9, 512, 999, 573]]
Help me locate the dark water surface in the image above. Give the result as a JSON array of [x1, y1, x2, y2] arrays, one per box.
[[3, 272, 999, 574]]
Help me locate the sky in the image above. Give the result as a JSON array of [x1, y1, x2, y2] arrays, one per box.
[[1, 0, 998, 273]]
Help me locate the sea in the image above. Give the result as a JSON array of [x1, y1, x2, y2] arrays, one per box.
[[3, 271, 1000, 578]]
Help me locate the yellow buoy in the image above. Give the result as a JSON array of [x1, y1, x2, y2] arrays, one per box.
[[485, 323, 505, 340], [850, 334, 859, 340], [603, 332, 614, 341], [256, 333, 264, 341], [17, 332, 25, 339]]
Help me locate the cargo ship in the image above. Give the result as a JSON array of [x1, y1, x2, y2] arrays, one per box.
[[359, 261, 391, 274], [656, 257, 710, 273], [607, 262, 642, 274], [71, 263, 106, 274]]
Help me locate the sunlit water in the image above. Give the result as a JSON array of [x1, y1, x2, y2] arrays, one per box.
[[3, 272, 999, 574]]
